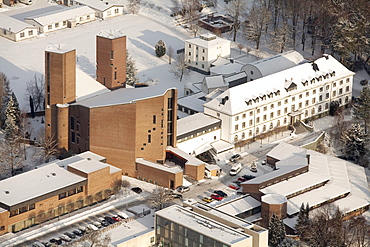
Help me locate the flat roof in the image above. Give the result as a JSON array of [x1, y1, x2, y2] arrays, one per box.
[[68, 159, 110, 174], [186, 34, 230, 49], [25, 6, 95, 26], [136, 158, 183, 174], [97, 30, 125, 39], [177, 113, 220, 137], [0, 164, 86, 208], [267, 142, 307, 162], [216, 195, 261, 216], [73, 0, 123, 11], [178, 91, 206, 113], [156, 205, 251, 245], [166, 146, 204, 166], [0, 13, 37, 33], [73, 86, 176, 108]]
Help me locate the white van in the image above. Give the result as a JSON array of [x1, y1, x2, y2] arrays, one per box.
[[229, 163, 242, 176], [20, 0, 33, 5]]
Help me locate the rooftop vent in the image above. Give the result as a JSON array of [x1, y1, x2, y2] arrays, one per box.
[[311, 62, 319, 72], [221, 96, 229, 105], [87, 158, 91, 161], [323, 54, 329, 60], [51, 172, 56, 176], [5, 191, 9, 194]]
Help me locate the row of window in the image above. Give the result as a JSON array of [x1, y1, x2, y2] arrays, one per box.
[[18, 30, 35, 38], [177, 126, 219, 143], [47, 20, 68, 30], [245, 79, 350, 107], [58, 186, 83, 200], [187, 44, 206, 53], [235, 87, 350, 121], [10, 203, 35, 217]]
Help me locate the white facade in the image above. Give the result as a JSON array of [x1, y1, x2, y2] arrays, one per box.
[[204, 55, 355, 143], [24, 6, 95, 34], [185, 33, 231, 73], [0, 14, 38, 42], [69, 0, 124, 19]]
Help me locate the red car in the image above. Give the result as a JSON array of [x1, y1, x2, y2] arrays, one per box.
[[237, 177, 247, 182], [112, 216, 122, 222], [229, 184, 240, 190], [210, 193, 223, 201]]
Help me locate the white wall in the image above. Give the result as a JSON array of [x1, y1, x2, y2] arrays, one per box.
[[116, 230, 155, 247], [177, 129, 220, 154], [1, 27, 38, 42], [101, 6, 124, 19]]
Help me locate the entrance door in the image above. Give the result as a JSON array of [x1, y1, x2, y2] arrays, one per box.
[[170, 180, 174, 190]]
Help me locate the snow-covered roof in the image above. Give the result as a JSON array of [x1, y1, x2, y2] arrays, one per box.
[[186, 33, 231, 49], [177, 91, 206, 112], [224, 71, 247, 84], [166, 146, 204, 166], [0, 164, 86, 208], [243, 50, 305, 77], [210, 140, 233, 153], [211, 56, 230, 67], [73, 86, 176, 108], [136, 158, 182, 174], [75, 67, 110, 101], [156, 205, 252, 245], [203, 75, 226, 89], [25, 6, 95, 26], [177, 113, 220, 137], [267, 142, 307, 161], [68, 159, 120, 174], [216, 195, 261, 216], [97, 30, 125, 39], [0, 13, 37, 33], [205, 164, 221, 172], [210, 62, 244, 75], [73, 0, 123, 12], [38, 151, 107, 169], [204, 54, 355, 115], [262, 194, 287, 204]]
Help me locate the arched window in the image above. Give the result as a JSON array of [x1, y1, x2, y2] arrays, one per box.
[[345, 96, 349, 103], [283, 118, 287, 124], [269, 122, 273, 129], [234, 135, 238, 142], [305, 110, 308, 117], [311, 108, 315, 115], [263, 125, 266, 132], [277, 120, 280, 127], [325, 103, 329, 110], [249, 130, 252, 136], [256, 127, 259, 134], [241, 132, 245, 139], [339, 98, 342, 105], [318, 106, 322, 112]]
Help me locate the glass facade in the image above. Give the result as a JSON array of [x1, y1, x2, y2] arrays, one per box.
[[156, 216, 230, 247]]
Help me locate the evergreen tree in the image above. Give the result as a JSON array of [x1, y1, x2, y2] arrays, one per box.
[[155, 40, 166, 57], [269, 213, 286, 247], [295, 203, 309, 241], [340, 123, 368, 163], [126, 50, 139, 86], [353, 86, 370, 133], [4, 92, 21, 140], [0, 72, 12, 128]]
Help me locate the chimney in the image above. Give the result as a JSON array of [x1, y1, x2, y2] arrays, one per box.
[[306, 154, 310, 165]]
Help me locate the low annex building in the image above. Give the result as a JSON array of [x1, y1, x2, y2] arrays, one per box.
[[241, 143, 370, 230], [0, 152, 121, 236], [24, 6, 95, 34], [0, 14, 38, 42], [67, 0, 124, 19]]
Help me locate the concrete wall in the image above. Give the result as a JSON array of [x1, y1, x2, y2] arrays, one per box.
[[116, 230, 155, 247]]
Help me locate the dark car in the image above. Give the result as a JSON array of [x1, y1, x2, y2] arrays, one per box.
[[213, 190, 228, 198], [229, 154, 241, 162], [237, 176, 248, 182], [64, 232, 76, 239], [98, 218, 109, 227], [49, 238, 62, 245], [176, 186, 190, 193], [59, 235, 72, 242], [131, 187, 143, 194], [242, 175, 256, 180], [210, 193, 223, 201], [72, 229, 83, 237], [104, 216, 115, 224], [112, 216, 122, 222], [170, 193, 183, 199]]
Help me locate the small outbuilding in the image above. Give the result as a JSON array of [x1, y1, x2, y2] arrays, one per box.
[[0, 14, 38, 42]]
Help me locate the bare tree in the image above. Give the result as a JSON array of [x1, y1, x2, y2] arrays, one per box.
[[25, 74, 44, 112], [127, 0, 141, 14], [245, 0, 270, 49], [237, 43, 244, 54], [224, 0, 247, 41], [167, 45, 174, 64], [182, 0, 202, 37], [345, 215, 370, 247], [122, 179, 131, 196], [70, 231, 111, 247], [147, 187, 173, 210], [34, 130, 59, 164], [169, 53, 190, 82]]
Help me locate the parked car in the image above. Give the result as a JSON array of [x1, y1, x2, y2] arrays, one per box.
[[261, 160, 266, 165], [31, 241, 44, 247], [170, 193, 183, 199], [229, 163, 242, 176], [233, 180, 242, 185], [210, 193, 223, 201], [237, 176, 248, 182], [131, 187, 143, 193], [213, 190, 228, 198], [202, 197, 213, 203], [229, 183, 240, 190], [229, 154, 241, 162], [92, 221, 102, 228], [98, 217, 110, 226], [72, 229, 84, 237], [250, 163, 257, 173], [117, 211, 129, 219], [59, 235, 72, 242], [176, 186, 190, 193], [49, 238, 62, 245], [41, 241, 52, 247], [112, 216, 122, 222], [105, 216, 115, 224], [242, 175, 256, 180], [64, 232, 76, 239]]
